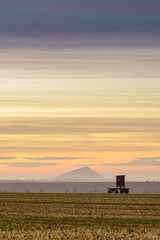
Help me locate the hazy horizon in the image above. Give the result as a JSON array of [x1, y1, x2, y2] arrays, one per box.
[[0, 166, 159, 182]]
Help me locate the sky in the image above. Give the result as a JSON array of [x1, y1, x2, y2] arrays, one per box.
[[0, 0, 160, 180]]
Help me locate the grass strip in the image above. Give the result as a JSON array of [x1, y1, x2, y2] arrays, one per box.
[[0, 215, 159, 231]]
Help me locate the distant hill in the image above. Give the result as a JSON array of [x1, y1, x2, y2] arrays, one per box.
[[53, 167, 105, 182]]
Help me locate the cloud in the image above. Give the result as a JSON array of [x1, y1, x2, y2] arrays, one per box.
[[101, 158, 160, 166], [0, 162, 60, 168], [23, 157, 86, 161], [0, 157, 17, 160], [73, 164, 97, 167], [1, 117, 160, 135]]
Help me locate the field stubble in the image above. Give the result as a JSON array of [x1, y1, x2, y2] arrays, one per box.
[[0, 193, 159, 239]]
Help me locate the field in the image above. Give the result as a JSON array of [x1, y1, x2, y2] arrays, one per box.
[[0, 193, 159, 239]]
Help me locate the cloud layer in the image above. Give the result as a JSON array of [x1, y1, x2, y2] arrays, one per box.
[[23, 157, 86, 161], [0, 158, 159, 168], [0, 157, 17, 160], [102, 158, 160, 166], [0, 162, 60, 168]]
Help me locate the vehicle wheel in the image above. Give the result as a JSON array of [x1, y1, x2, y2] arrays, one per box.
[[120, 189, 124, 194]]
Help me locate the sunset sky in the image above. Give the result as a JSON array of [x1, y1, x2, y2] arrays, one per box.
[[0, 0, 160, 180]]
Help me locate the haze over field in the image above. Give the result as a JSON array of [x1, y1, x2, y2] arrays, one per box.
[[0, 0, 160, 181]]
